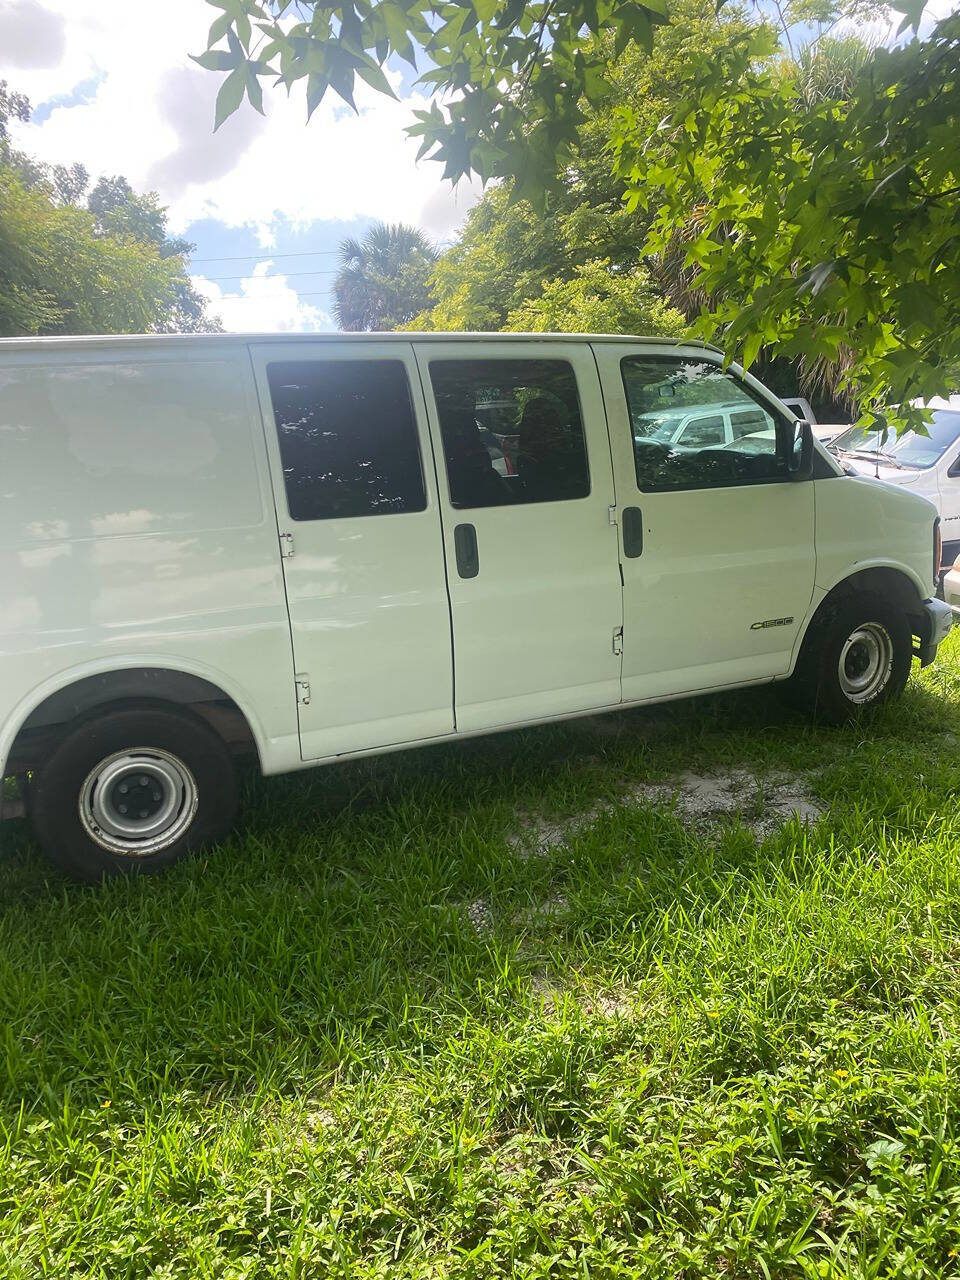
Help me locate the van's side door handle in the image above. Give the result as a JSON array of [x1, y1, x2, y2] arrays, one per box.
[[454, 523, 479, 578], [621, 506, 644, 558]]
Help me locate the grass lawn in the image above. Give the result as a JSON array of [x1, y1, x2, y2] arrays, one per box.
[[2, 632, 960, 1278]]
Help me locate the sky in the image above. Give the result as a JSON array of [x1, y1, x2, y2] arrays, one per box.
[[0, 0, 481, 332], [2, 0, 956, 335]]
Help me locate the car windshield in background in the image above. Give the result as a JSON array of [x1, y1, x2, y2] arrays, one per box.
[[830, 411, 960, 469]]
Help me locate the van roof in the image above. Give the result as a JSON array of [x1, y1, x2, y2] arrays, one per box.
[[0, 331, 723, 355]]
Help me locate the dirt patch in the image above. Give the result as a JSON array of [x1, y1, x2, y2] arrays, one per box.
[[527, 973, 636, 1020], [508, 804, 609, 856], [629, 769, 822, 839], [581, 987, 636, 1019], [465, 897, 494, 935], [509, 767, 821, 855]]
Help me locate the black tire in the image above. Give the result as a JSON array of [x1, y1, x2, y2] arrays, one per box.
[[786, 592, 912, 725], [30, 704, 238, 883]]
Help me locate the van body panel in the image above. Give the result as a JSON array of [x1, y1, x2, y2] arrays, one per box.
[[0, 346, 299, 775], [0, 654, 304, 781], [812, 475, 936, 598], [249, 341, 456, 759], [414, 339, 623, 731], [592, 342, 817, 697]]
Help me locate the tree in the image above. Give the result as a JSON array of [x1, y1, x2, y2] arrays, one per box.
[[503, 260, 686, 335], [0, 168, 188, 336], [0, 82, 219, 336], [199, 0, 952, 424], [193, 0, 669, 204], [333, 221, 437, 330], [405, 0, 759, 335], [619, 10, 960, 427], [86, 175, 214, 333]]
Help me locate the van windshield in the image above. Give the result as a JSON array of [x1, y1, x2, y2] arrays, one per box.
[[830, 411, 960, 470]]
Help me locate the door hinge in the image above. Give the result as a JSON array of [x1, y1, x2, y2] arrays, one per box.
[[608, 504, 618, 526], [279, 532, 295, 559], [295, 675, 311, 706], [612, 626, 623, 656]]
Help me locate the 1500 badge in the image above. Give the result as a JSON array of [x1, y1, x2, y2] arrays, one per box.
[[750, 617, 794, 630]]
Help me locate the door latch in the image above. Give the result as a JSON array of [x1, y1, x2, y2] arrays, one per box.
[[279, 532, 295, 559], [295, 675, 311, 706], [612, 626, 623, 656]]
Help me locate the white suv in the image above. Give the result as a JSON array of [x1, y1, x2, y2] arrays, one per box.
[[635, 401, 773, 450]]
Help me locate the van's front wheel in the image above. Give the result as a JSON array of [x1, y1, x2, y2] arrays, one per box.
[[31, 705, 238, 882], [789, 593, 912, 724]]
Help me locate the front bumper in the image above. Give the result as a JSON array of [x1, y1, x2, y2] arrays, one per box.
[[918, 596, 954, 666]]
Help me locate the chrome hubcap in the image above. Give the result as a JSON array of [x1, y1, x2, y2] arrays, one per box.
[[838, 622, 894, 703], [79, 748, 198, 856]]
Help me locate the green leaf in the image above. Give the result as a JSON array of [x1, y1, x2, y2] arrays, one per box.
[[207, 12, 232, 46], [191, 50, 240, 72], [864, 1138, 906, 1169], [355, 58, 399, 100], [244, 62, 265, 115], [741, 331, 763, 370], [891, 0, 927, 30], [306, 71, 328, 119], [214, 68, 245, 131]]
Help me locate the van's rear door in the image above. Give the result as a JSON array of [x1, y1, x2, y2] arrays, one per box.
[[250, 341, 454, 760]]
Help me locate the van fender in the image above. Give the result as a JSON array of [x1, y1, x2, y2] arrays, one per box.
[[788, 558, 929, 674], [0, 653, 271, 778]]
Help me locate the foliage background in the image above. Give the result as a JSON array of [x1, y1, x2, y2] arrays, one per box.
[[0, 82, 219, 337]]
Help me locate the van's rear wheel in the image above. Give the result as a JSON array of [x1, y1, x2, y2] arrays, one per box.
[[31, 705, 238, 882], [789, 593, 912, 724]]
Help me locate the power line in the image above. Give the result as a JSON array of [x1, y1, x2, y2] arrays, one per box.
[[207, 291, 334, 301], [188, 248, 341, 265], [188, 236, 457, 267], [199, 268, 340, 283]]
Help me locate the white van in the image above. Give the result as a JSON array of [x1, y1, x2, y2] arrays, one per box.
[[0, 333, 951, 881], [828, 398, 960, 572]]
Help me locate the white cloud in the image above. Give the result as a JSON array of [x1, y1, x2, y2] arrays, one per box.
[[1, 0, 479, 246], [0, 0, 65, 70], [192, 262, 332, 334]]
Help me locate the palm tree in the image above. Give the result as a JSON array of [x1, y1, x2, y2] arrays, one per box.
[[333, 222, 438, 331]]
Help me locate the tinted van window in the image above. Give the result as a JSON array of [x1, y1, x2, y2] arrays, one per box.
[[267, 360, 426, 520], [429, 359, 589, 508], [622, 356, 786, 492]]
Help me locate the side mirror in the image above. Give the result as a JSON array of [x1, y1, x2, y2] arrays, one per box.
[[780, 418, 814, 481]]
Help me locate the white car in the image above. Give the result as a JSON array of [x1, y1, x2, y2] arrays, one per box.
[[0, 332, 951, 881], [829, 398, 960, 573], [634, 401, 773, 449], [780, 396, 849, 445]]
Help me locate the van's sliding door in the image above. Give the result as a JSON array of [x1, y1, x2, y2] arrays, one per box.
[[414, 340, 623, 731], [250, 342, 454, 760]]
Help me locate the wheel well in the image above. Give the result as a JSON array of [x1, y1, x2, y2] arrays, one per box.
[[799, 567, 928, 657], [6, 669, 259, 774]]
